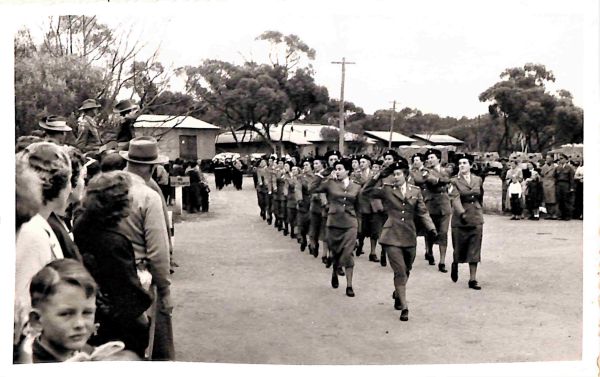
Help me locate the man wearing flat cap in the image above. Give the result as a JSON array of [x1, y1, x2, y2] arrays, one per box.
[[118, 136, 175, 360], [38, 115, 72, 145], [422, 148, 452, 273], [75, 98, 103, 152]]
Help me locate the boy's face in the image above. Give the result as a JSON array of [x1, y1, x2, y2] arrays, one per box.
[[33, 283, 96, 354]]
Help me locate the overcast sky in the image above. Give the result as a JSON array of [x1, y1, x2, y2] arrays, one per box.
[[16, 0, 584, 118]]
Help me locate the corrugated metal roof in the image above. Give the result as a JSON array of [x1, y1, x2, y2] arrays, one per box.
[[134, 114, 220, 130], [216, 130, 313, 145], [363, 130, 415, 143], [412, 134, 464, 144]]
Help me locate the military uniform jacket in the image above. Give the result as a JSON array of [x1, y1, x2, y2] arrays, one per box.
[[295, 172, 315, 213], [309, 177, 360, 229], [408, 167, 427, 188], [422, 165, 452, 215], [449, 174, 485, 228], [273, 169, 286, 200], [352, 168, 378, 214], [362, 178, 435, 247], [283, 173, 298, 208], [256, 167, 269, 193], [75, 114, 103, 150], [554, 163, 575, 190]]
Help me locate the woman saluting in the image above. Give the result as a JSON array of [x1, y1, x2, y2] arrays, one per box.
[[362, 157, 437, 321], [449, 153, 485, 290], [310, 154, 361, 297]]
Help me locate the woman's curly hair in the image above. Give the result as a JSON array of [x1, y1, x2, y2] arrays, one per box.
[[17, 142, 72, 205], [64, 146, 86, 189], [81, 171, 131, 227]]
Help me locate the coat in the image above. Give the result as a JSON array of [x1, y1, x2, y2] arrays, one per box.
[[309, 176, 361, 229], [449, 174, 485, 228], [362, 178, 435, 248], [554, 163, 575, 190], [422, 165, 452, 216], [540, 164, 556, 204], [295, 172, 315, 213]]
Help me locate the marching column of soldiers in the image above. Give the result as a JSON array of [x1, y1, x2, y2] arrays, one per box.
[[253, 148, 489, 322]]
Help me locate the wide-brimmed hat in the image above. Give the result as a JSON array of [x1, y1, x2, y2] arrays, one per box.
[[78, 99, 101, 111], [118, 136, 168, 165], [113, 99, 139, 114], [38, 115, 72, 132]]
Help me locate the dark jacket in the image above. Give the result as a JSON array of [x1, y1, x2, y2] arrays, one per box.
[[47, 212, 82, 262], [74, 215, 151, 321]]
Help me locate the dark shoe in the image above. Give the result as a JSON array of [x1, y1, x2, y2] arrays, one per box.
[[346, 287, 355, 297], [451, 263, 458, 282], [392, 291, 401, 310], [283, 228, 289, 236], [468, 280, 482, 290], [438, 263, 447, 273], [337, 267, 345, 276], [380, 252, 387, 267], [400, 309, 409, 321], [369, 254, 380, 263], [325, 257, 332, 268], [321, 256, 327, 264], [267, 217, 272, 225], [427, 253, 435, 266], [300, 240, 307, 252], [331, 273, 339, 289]]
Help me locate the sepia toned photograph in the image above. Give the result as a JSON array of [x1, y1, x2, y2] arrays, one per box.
[[4, 0, 597, 375]]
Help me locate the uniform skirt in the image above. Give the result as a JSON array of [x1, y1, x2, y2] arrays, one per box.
[[451, 225, 482, 263], [430, 214, 450, 246], [327, 226, 357, 268]]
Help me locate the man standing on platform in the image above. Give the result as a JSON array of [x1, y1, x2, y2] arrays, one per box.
[[75, 98, 103, 152]]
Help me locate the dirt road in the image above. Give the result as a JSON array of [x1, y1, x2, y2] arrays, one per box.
[[170, 176, 582, 364]]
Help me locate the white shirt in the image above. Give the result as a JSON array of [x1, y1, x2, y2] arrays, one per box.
[[342, 177, 350, 188]]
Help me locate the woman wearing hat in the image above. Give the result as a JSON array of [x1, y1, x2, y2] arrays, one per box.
[[448, 153, 485, 290], [310, 156, 361, 297], [371, 149, 400, 267], [308, 157, 329, 262], [362, 158, 437, 321], [295, 157, 315, 252], [75, 99, 103, 152], [282, 160, 299, 239], [422, 148, 452, 273]]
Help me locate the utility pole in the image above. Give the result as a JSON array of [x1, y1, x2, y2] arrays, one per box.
[[331, 57, 355, 155], [388, 100, 397, 149]]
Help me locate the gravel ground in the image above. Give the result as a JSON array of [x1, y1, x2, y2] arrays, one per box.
[[169, 176, 583, 365]]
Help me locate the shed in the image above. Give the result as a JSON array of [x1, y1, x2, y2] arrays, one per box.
[[411, 134, 464, 146], [134, 114, 220, 161]]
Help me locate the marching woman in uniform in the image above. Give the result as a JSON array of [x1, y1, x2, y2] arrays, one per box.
[[449, 153, 485, 290], [310, 155, 361, 297], [308, 157, 328, 261], [283, 161, 299, 239], [362, 158, 436, 321], [295, 158, 315, 252]]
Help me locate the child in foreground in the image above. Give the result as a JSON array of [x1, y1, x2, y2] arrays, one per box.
[[16, 259, 140, 363]]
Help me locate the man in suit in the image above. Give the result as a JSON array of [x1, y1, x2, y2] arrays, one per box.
[[362, 157, 437, 321], [422, 149, 452, 273], [554, 154, 575, 220]]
